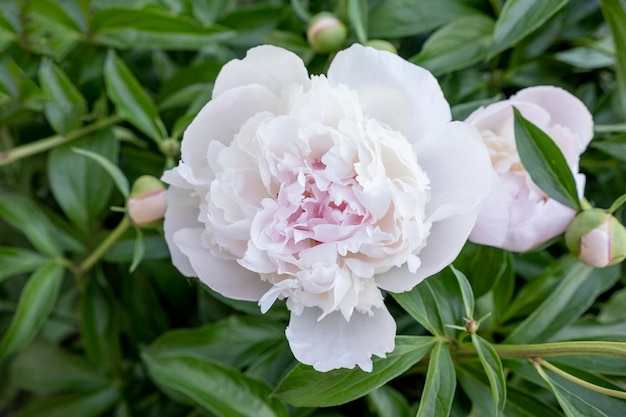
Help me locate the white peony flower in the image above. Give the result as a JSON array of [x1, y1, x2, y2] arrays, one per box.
[[466, 86, 593, 252], [162, 44, 491, 372]]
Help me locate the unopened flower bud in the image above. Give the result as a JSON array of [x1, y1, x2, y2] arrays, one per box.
[[159, 139, 180, 158], [464, 318, 479, 335], [127, 175, 167, 226], [363, 40, 397, 54], [307, 13, 347, 54], [565, 209, 626, 268]]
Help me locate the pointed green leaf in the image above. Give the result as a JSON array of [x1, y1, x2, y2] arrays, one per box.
[[347, 0, 368, 44], [513, 107, 582, 211], [0, 247, 49, 283], [72, 147, 129, 198], [492, 0, 568, 54], [393, 281, 444, 336], [142, 352, 288, 417], [411, 14, 494, 76], [129, 228, 144, 272], [38, 59, 87, 134], [451, 266, 474, 319], [536, 365, 610, 417], [457, 366, 499, 417], [92, 8, 233, 50], [274, 336, 436, 407], [472, 335, 507, 415], [599, 0, 626, 119], [80, 276, 122, 374], [10, 340, 108, 393], [0, 264, 65, 359], [366, 385, 412, 417], [48, 128, 118, 234], [147, 316, 285, 368], [104, 50, 166, 142], [11, 387, 120, 417], [0, 193, 63, 257], [505, 260, 619, 344], [416, 342, 456, 417]]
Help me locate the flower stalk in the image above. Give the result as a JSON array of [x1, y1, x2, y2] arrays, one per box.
[[0, 115, 122, 166], [456, 340, 626, 359], [78, 215, 131, 275]]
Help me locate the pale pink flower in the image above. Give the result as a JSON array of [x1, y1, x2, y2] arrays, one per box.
[[466, 86, 593, 252], [162, 44, 491, 371]]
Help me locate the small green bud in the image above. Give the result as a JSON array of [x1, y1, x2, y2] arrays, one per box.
[[565, 209, 626, 268], [363, 40, 397, 54], [127, 175, 167, 227], [464, 318, 479, 335], [159, 139, 180, 158], [307, 13, 347, 54]]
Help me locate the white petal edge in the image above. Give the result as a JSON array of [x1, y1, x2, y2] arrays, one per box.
[[512, 86, 594, 150], [327, 44, 451, 143], [212, 45, 310, 99], [285, 306, 396, 372], [172, 228, 272, 301], [181, 84, 279, 179], [162, 184, 202, 277], [377, 121, 492, 292]]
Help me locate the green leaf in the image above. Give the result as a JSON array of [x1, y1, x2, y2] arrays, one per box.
[[416, 342, 456, 417], [92, 7, 233, 50], [104, 50, 167, 143], [456, 366, 499, 417], [142, 352, 288, 417], [0, 193, 63, 257], [38, 59, 87, 134], [505, 260, 619, 344], [80, 276, 122, 375], [10, 339, 108, 393], [599, 0, 626, 119], [122, 270, 169, 344], [451, 266, 474, 319], [147, 316, 285, 368], [366, 385, 412, 417], [274, 336, 436, 407], [471, 335, 507, 415], [28, 0, 86, 33], [72, 147, 129, 198], [393, 268, 464, 337], [369, 0, 481, 39], [536, 365, 610, 417], [0, 247, 49, 283], [347, 0, 368, 44], [492, 0, 569, 54], [0, 263, 65, 359], [11, 387, 121, 417], [513, 107, 582, 211], [47, 127, 118, 235], [411, 14, 494, 76], [506, 385, 564, 417], [129, 227, 144, 272]]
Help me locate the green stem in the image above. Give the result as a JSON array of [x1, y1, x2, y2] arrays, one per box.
[[0, 115, 122, 166], [608, 193, 626, 213], [78, 216, 131, 275], [456, 341, 626, 359], [538, 358, 626, 400]]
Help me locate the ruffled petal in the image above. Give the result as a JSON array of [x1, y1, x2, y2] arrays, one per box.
[[512, 86, 594, 150], [172, 228, 272, 301], [377, 122, 492, 292], [285, 306, 396, 372], [181, 84, 279, 179], [162, 184, 202, 277], [212, 45, 310, 98], [327, 44, 451, 142]]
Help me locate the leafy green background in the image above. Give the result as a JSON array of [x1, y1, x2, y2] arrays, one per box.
[[1, 0, 626, 416]]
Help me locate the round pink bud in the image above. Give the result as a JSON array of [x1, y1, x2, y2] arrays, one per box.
[[127, 175, 167, 226], [565, 209, 626, 268], [307, 13, 347, 54]]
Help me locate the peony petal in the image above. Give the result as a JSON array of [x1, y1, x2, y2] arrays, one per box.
[[327, 44, 451, 142], [285, 306, 396, 372], [181, 84, 279, 179], [163, 184, 202, 277], [377, 122, 492, 292], [212, 45, 310, 98], [512, 86, 594, 150], [172, 228, 272, 301]]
